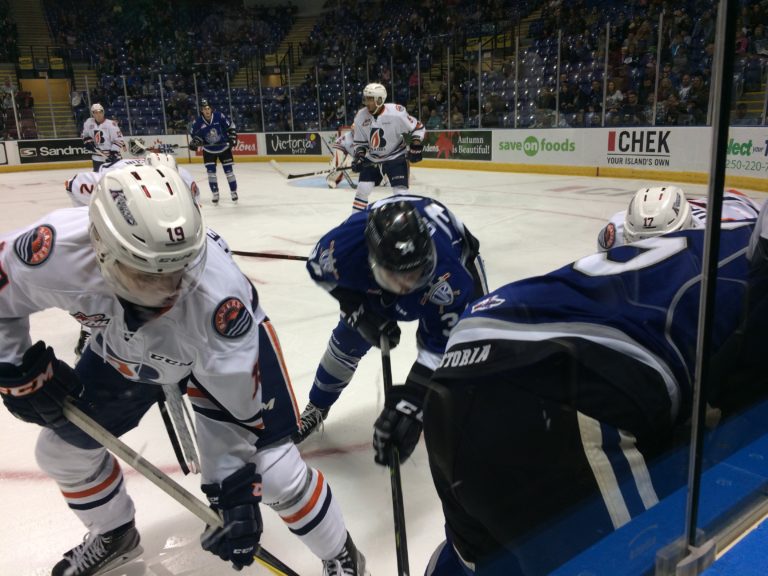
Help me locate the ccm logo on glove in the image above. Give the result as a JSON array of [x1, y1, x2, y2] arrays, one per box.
[[0, 362, 54, 396]]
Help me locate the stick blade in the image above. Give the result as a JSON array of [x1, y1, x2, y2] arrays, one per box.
[[269, 159, 288, 178]]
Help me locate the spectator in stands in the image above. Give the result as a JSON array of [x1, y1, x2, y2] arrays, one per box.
[[425, 108, 444, 130], [0, 78, 14, 111], [450, 107, 464, 128], [752, 24, 768, 56], [662, 93, 682, 126], [481, 101, 500, 128], [605, 80, 624, 113], [678, 73, 693, 103], [687, 73, 709, 124], [732, 103, 758, 126], [620, 90, 645, 125]]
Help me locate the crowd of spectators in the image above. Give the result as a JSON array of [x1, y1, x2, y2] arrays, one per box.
[[2, 0, 767, 135], [0, 0, 17, 63]]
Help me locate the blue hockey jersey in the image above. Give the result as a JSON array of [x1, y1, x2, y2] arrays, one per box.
[[189, 110, 234, 153], [307, 194, 482, 356], [436, 221, 764, 422]]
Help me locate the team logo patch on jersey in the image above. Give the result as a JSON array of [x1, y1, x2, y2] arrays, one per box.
[[72, 311, 111, 328], [598, 223, 616, 250], [213, 297, 253, 338], [471, 294, 505, 313], [14, 225, 55, 266], [426, 279, 455, 306]]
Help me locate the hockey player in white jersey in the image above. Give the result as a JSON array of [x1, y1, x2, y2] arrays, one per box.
[[65, 148, 200, 207], [81, 103, 125, 171], [349, 83, 425, 211], [0, 165, 369, 576], [597, 186, 762, 251]]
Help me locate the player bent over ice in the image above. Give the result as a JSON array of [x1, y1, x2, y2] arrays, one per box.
[[422, 203, 768, 575], [0, 165, 368, 576], [292, 195, 488, 457], [348, 83, 425, 212], [596, 185, 762, 251]]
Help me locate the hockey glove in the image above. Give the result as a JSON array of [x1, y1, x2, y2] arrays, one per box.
[[189, 136, 203, 152], [373, 379, 427, 465], [227, 128, 238, 148], [342, 302, 400, 349], [0, 341, 82, 428], [408, 140, 423, 163], [201, 463, 263, 571], [105, 150, 121, 163], [83, 137, 96, 153], [351, 147, 367, 173]]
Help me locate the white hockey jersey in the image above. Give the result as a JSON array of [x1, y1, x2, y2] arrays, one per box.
[[65, 159, 200, 206], [82, 117, 125, 162], [597, 189, 763, 251], [0, 208, 264, 482], [351, 103, 426, 162]]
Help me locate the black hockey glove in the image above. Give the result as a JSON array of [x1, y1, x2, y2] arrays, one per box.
[[342, 302, 400, 349], [408, 140, 423, 163], [105, 150, 121, 163], [201, 463, 263, 571], [227, 128, 238, 148], [83, 137, 96, 153], [189, 136, 203, 152], [0, 341, 82, 428], [373, 377, 427, 466], [352, 147, 367, 173]]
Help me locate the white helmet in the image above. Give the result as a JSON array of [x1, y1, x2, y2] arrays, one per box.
[[624, 186, 692, 244], [363, 83, 387, 109], [89, 165, 206, 308], [91, 103, 104, 114], [145, 151, 178, 173]]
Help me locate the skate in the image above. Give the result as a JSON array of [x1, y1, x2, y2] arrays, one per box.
[[52, 520, 142, 576], [74, 329, 90, 359], [211, 192, 220, 205], [323, 532, 369, 576], [292, 402, 329, 444], [231, 191, 238, 203]]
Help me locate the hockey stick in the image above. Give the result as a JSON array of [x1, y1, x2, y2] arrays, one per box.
[[61, 399, 300, 576], [380, 334, 411, 576], [157, 398, 191, 475], [231, 249, 308, 262], [284, 164, 358, 180], [269, 159, 289, 177]]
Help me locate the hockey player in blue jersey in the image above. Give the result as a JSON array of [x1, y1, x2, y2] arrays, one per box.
[[292, 195, 488, 454], [421, 206, 768, 575], [189, 99, 238, 205]]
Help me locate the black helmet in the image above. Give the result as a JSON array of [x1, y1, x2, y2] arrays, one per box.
[[365, 200, 436, 294], [200, 99, 211, 109]]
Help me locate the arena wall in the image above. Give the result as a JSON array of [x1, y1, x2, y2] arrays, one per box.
[[1, 127, 766, 191]]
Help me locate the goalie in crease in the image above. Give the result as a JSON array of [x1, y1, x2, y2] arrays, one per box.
[[326, 124, 390, 194]]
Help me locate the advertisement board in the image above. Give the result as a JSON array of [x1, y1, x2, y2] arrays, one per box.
[[191, 134, 259, 157], [265, 132, 322, 155], [0, 142, 7, 165], [495, 130, 583, 165], [423, 130, 492, 161], [17, 138, 92, 164], [724, 129, 768, 179]]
